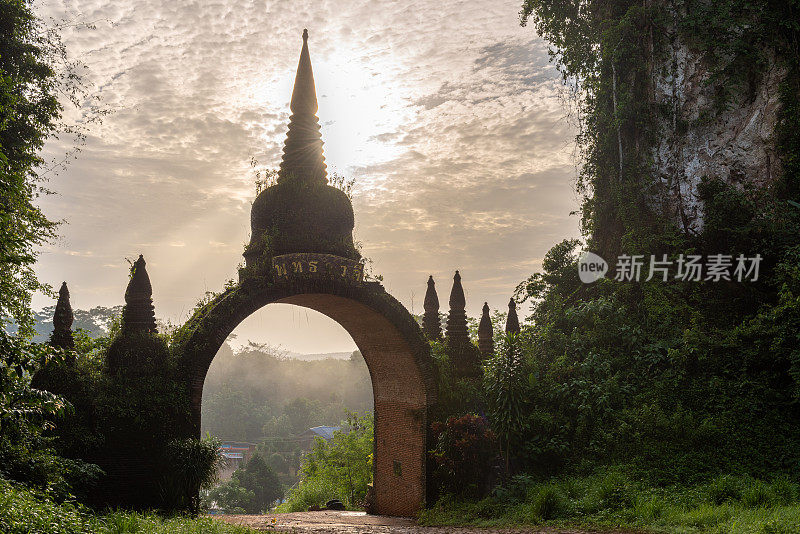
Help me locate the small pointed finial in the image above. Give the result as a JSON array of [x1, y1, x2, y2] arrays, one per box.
[[423, 275, 442, 340], [448, 271, 466, 310], [50, 281, 75, 350], [278, 27, 326, 185], [446, 271, 468, 345], [478, 302, 493, 358], [505, 297, 520, 335], [122, 254, 157, 334]]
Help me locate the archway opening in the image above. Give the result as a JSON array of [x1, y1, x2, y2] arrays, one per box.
[[201, 303, 373, 507]]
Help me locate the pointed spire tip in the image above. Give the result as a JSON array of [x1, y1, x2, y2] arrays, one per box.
[[303, 28, 308, 41]]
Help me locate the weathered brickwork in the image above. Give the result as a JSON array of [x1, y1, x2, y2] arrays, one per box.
[[173, 281, 436, 517]]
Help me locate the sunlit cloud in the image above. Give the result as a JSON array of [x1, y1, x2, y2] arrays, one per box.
[[33, 0, 581, 352]]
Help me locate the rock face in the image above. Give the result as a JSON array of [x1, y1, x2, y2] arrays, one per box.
[[422, 275, 442, 340], [50, 281, 75, 350], [651, 35, 784, 234], [478, 302, 493, 358], [122, 255, 157, 334], [244, 30, 357, 269]]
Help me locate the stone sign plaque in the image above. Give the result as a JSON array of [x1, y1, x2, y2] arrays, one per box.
[[272, 253, 365, 284]]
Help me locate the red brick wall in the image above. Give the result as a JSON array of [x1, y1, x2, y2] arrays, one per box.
[[279, 294, 428, 517], [177, 282, 436, 518]]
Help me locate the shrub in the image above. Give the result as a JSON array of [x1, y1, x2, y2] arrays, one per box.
[[159, 436, 222, 513], [280, 412, 372, 511], [529, 484, 567, 520], [592, 469, 635, 511], [430, 414, 501, 497], [705, 474, 745, 505], [278, 476, 338, 512]]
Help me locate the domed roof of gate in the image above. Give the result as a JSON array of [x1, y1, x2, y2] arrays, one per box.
[[244, 30, 358, 268]]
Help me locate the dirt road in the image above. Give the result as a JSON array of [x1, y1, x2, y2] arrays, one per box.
[[218, 510, 638, 533]]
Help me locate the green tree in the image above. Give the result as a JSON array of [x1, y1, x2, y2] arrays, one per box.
[[0, 0, 88, 492], [0, 0, 61, 332], [283, 412, 373, 510], [206, 477, 254, 514], [484, 333, 528, 474], [214, 453, 282, 513], [282, 397, 322, 435]]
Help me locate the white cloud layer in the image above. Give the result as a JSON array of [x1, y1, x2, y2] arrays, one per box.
[[33, 0, 580, 352]]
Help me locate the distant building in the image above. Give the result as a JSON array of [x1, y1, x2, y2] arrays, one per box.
[[298, 426, 339, 449], [218, 441, 257, 481]]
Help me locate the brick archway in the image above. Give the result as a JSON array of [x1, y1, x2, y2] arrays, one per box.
[[173, 277, 437, 517]]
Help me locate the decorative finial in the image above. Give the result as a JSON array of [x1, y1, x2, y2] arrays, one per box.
[[278, 27, 326, 185], [422, 275, 442, 340], [445, 271, 468, 345], [121, 255, 157, 334], [445, 270, 482, 379], [50, 281, 75, 350], [478, 302, 493, 358], [505, 297, 520, 335]]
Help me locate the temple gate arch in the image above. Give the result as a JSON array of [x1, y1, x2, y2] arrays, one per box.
[[174, 278, 436, 517], [171, 29, 437, 517]]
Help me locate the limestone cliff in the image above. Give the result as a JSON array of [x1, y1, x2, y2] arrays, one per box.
[[651, 18, 787, 234]]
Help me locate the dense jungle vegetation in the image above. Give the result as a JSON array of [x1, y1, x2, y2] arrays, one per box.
[[419, 0, 800, 532], [0, 0, 257, 531]]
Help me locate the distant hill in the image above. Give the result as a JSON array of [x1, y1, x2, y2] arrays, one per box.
[[201, 343, 371, 441], [30, 305, 123, 343], [281, 351, 354, 361]]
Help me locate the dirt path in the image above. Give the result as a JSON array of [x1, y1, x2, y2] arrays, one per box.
[[217, 511, 639, 533]]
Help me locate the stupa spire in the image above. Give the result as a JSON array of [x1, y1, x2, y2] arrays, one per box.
[[121, 255, 157, 334], [505, 297, 520, 335], [278, 29, 326, 186], [422, 275, 442, 340], [445, 271, 482, 379], [445, 271, 469, 345], [50, 281, 75, 350], [478, 302, 493, 358]]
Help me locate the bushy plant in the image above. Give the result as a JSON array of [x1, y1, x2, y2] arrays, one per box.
[[278, 476, 338, 513], [280, 411, 372, 511], [159, 436, 223, 513], [529, 484, 568, 520], [430, 413, 500, 497], [484, 333, 528, 473], [0, 477, 258, 533]]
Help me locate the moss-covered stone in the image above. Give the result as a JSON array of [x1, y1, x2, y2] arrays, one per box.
[[244, 180, 359, 267]]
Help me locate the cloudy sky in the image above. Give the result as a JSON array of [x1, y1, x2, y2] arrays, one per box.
[[33, 0, 580, 353]]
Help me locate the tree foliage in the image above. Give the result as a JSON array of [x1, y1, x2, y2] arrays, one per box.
[[282, 412, 373, 510], [0, 0, 92, 494], [430, 414, 500, 497], [209, 452, 283, 514]]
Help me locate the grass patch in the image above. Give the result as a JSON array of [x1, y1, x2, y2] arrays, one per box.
[[0, 478, 257, 534], [274, 476, 339, 512], [419, 470, 800, 533]]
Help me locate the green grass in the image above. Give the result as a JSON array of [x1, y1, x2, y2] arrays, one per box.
[[274, 476, 339, 512], [0, 478, 257, 534], [419, 470, 800, 533]]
